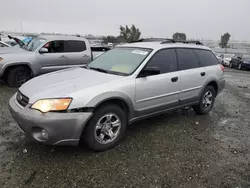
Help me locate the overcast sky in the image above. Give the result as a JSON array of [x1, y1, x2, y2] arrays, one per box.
[[1, 0, 250, 40]]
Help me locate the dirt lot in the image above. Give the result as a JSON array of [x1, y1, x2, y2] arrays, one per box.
[[0, 68, 250, 188]]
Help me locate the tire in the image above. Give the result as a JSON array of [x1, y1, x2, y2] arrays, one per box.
[[82, 104, 127, 151], [238, 63, 242, 70], [193, 86, 216, 115], [7, 66, 31, 87]]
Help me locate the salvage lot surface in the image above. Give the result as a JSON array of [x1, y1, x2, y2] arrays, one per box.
[[0, 68, 250, 188]]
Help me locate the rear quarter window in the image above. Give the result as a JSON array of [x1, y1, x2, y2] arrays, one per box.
[[193, 49, 218, 67]]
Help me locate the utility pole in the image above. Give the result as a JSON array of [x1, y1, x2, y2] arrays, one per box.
[[20, 22, 23, 33]]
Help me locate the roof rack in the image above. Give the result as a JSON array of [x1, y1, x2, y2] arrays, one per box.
[[161, 39, 203, 45], [129, 38, 168, 43], [129, 38, 203, 45]]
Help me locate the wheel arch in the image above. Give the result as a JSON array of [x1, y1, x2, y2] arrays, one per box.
[[199, 80, 219, 97], [86, 92, 135, 121], [1, 63, 34, 80]]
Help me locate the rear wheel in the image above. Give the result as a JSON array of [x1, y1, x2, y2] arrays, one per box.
[[82, 104, 127, 151], [6, 66, 31, 87], [193, 86, 216, 115]]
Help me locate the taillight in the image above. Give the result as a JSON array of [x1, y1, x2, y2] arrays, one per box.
[[220, 64, 225, 72]]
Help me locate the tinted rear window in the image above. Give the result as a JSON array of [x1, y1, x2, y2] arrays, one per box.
[[193, 49, 218, 66], [146, 49, 177, 74], [64, 40, 86, 52], [176, 48, 199, 70]]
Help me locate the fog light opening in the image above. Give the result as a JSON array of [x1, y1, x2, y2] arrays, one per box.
[[32, 127, 49, 142], [41, 129, 49, 140]]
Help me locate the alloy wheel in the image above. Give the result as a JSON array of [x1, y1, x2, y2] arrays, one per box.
[[94, 113, 121, 144], [202, 91, 213, 109]]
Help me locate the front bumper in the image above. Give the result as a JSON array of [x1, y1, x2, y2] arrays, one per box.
[[9, 95, 92, 145]]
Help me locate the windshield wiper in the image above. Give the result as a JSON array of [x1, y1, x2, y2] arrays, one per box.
[[87, 67, 108, 73]]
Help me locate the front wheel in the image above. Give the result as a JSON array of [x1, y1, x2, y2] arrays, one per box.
[[193, 86, 216, 115], [82, 104, 127, 151], [7, 66, 31, 87]]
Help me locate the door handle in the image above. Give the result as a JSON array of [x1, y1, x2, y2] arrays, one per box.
[[60, 55, 66, 58], [83, 55, 88, 58], [200, 72, 206, 76], [171, 77, 178, 82]]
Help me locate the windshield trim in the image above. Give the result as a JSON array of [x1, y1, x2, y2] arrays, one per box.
[[87, 47, 153, 76]]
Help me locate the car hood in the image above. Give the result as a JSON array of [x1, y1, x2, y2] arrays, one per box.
[[8, 35, 25, 47], [224, 57, 232, 61], [0, 47, 26, 55], [20, 68, 124, 103], [0, 50, 34, 63]]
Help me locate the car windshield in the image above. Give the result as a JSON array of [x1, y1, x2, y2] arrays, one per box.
[[23, 37, 46, 52], [242, 54, 250, 59], [87, 47, 152, 75], [224, 54, 234, 58]]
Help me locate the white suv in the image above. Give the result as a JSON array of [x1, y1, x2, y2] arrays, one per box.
[[9, 39, 225, 151]]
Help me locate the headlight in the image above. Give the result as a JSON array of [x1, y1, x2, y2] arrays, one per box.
[[31, 98, 72, 113], [0, 57, 3, 61], [244, 61, 250, 64]]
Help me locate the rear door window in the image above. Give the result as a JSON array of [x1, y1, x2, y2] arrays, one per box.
[[193, 49, 218, 67], [145, 49, 177, 74], [64, 41, 86, 52], [176, 48, 199, 70]]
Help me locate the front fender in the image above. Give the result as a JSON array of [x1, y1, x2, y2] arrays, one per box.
[[86, 91, 135, 119], [0, 62, 35, 77]]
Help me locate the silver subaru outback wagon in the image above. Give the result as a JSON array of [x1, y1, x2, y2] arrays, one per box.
[[9, 40, 225, 151]]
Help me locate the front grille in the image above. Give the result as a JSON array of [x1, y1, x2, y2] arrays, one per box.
[[16, 91, 29, 107]]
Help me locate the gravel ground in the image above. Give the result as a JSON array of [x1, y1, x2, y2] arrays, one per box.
[[0, 68, 250, 188]]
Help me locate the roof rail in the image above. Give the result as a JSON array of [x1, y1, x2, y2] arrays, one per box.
[[161, 39, 203, 45], [129, 38, 203, 45], [129, 38, 168, 43]]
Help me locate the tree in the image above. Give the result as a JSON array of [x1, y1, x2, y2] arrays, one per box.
[[219, 32, 231, 48], [173, 32, 187, 40], [103, 36, 118, 44], [119, 25, 141, 43]]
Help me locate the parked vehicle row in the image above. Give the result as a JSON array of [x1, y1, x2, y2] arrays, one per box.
[[0, 35, 33, 48], [217, 53, 234, 66], [0, 35, 110, 87], [0, 41, 11, 47], [229, 53, 250, 70], [9, 39, 225, 151]]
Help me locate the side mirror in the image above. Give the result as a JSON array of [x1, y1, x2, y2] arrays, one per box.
[[39, 48, 48, 53], [139, 67, 160, 77], [238, 56, 242, 59]]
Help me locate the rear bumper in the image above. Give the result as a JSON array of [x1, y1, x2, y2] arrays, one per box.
[[9, 94, 92, 146], [218, 78, 225, 94]]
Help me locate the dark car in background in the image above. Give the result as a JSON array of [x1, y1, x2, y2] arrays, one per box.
[[230, 53, 250, 70]]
